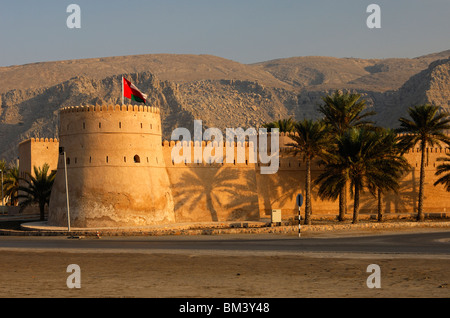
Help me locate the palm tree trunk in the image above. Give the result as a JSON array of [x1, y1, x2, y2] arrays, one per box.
[[344, 184, 347, 215], [206, 193, 218, 222], [418, 141, 426, 222], [377, 188, 383, 222], [338, 188, 345, 221], [305, 157, 311, 225], [352, 184, 360, 224]]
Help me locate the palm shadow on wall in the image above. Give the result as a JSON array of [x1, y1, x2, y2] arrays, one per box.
[[259, 163, 322, 216], [261, 172, 299, 215], [358, 168, 418, 215], [172, 166, 260, 222]]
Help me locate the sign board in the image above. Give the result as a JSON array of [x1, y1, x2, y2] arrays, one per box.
[[296, 194, 303, 207], [271, 209, 282, 223]]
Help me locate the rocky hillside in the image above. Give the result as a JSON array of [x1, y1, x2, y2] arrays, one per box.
[[254, 51, 449, 91], [0, 50, 449, 161]]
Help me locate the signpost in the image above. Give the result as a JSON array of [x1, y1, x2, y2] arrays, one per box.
[[296, 194, 303, 238]]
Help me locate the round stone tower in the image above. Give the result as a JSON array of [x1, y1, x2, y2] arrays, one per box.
[[48, 104, 175, 228]]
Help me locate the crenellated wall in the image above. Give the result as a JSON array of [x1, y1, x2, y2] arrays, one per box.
[[161, 141, 260, 222], [160, 134, 450, 221], [18, 137, 59, 179], [57, 104, 164, 168], [19, 105, 450, 227], [18, 137, 60, 213]]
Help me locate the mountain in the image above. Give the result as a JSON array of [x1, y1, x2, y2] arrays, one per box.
[[0, 54, 289, 94], [0, 50, 449, 161], [253, 50, 450, 92]]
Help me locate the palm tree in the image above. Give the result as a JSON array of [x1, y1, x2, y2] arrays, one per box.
[[314, 149, 348, 219], [319, 90, 376, 133], [316, 128, 409, 224], [0, 160, 6, 173], [262, 117, 296, 133], [367, 128, 410, 222], [3, 163, 20, 206], [288, 119, 330, 225], [396, 104, 450, 221], [318, 90, 376, 221], [18, 163, 56, 221], [434, 153, 450, 192]]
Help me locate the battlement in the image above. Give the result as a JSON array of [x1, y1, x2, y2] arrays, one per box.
[[59, 103, 162, 136], [275, 132, 450, 137], [161, 137, 450, 150], [406, 147, 450, 154], [161, 140, 256, 148], [161, 137, 450, 153], [160, 137, 450, 170], [59, 104, 161, 115], [19, 137, 59, 145]]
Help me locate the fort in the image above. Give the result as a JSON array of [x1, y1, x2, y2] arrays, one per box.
[[18, 104, 450, 228]]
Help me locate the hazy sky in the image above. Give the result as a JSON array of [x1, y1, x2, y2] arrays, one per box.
[[1, 0, 449, 67]]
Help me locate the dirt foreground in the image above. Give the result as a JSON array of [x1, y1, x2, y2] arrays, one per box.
[[0, 250, 449, 298], [0, 225, 449, 298]]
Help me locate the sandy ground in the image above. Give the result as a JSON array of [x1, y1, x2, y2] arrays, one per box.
[[0, 231, 449, 298]]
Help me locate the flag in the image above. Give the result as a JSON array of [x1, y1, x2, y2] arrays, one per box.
[[122, 77, 147, 104]]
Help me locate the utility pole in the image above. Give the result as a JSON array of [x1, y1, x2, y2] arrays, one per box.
[[60, 147, 70, 232]]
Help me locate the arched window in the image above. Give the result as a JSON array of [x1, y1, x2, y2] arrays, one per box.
[[66, 157, 70, 165], [134, 155, 140, 163], [119, 122, 122, 128]]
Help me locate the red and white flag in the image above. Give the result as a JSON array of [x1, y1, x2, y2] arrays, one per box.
[[122, 77, 147, 104]]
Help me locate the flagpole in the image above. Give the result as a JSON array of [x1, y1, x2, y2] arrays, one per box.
[[121, 76, 124, 106]]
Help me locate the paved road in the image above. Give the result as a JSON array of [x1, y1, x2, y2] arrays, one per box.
[[0, 231, 449, 255]]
